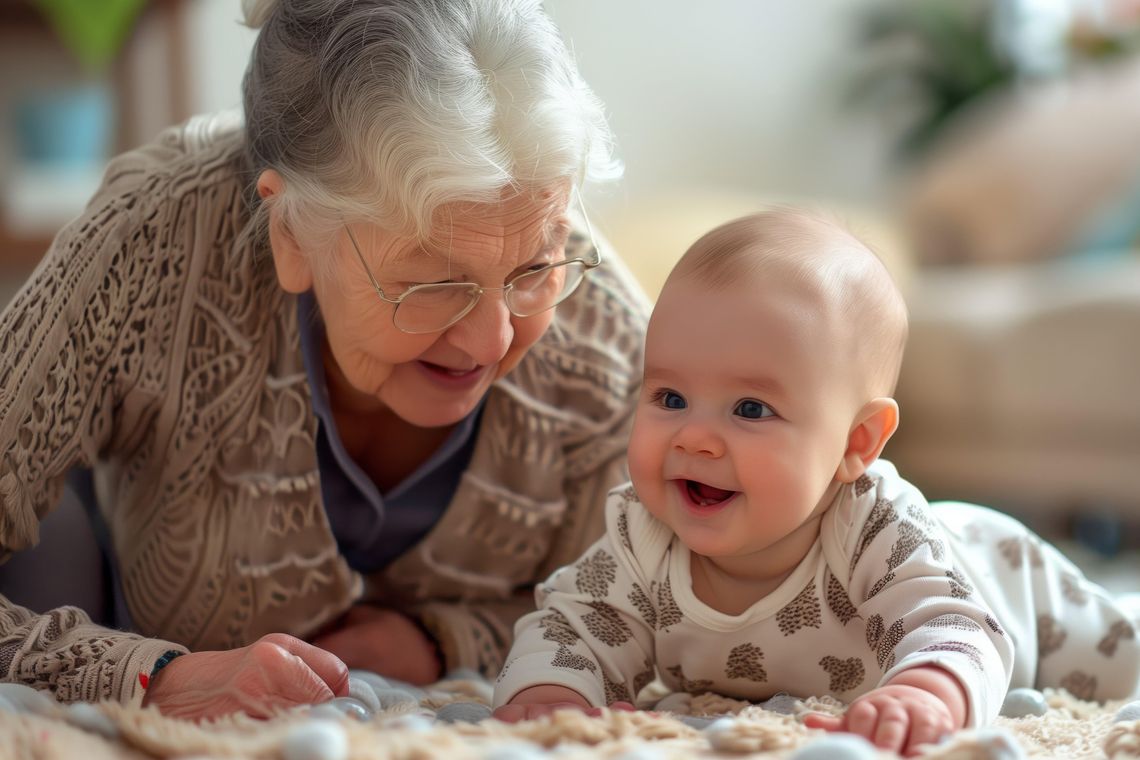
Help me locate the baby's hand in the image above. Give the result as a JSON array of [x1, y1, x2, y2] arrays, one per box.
[[492, 684, 635, 724], [803, 684, 955, 756], [804, 666, 967, 756]]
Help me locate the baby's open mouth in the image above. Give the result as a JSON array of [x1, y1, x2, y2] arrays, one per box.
[[684, 479, 737, 507]]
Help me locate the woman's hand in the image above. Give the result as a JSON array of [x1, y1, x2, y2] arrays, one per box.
[[310, 604, 442, 685], [141, 633, 350, 721], [803, 667, 966, 757], [492, 684, 635, 723]]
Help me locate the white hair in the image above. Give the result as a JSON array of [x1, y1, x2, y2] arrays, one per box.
[[241, 0, 620, 258]]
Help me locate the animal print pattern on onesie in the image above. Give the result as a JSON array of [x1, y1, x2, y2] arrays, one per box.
[[725, 643, 767, 682], [777, 583, 823, 636]]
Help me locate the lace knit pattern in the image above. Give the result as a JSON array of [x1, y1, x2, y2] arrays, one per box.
[[0, 116, 649, 704]]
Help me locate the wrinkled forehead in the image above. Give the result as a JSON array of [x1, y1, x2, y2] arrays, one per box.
[[380, 182, 575, 263], [419, 182, 574, 250]]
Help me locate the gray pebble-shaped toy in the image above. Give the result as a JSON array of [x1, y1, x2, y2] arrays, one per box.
[[282, 720, 348, 760], [346, 676, 381, 712], [760, 693, 797, 715], [443, 667, 484, 681], [1114, 700, 1140, 723], [440, 678, 493, 703], [704, 717, 740, 751], [790, 733, 877, 760], [972, 727, 1026, 760], [677, 714, 715, 730], [327, 696, 374, 721], [437, 701, 493, 724], [373, 687, 420, 711], [653, 692, 691, 713], [0, 683, 57, 716], [384, 678, 428, 701], [63, 702, 119, 740], [347, 670, 390, 696], [1000, 688, 1048, 718], [482, 742, 546, 760], [306, 704, 348, 722]]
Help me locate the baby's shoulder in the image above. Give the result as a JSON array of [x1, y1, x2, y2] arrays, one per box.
[[602, 484, 674, 569], [820, 460, 939, 575]]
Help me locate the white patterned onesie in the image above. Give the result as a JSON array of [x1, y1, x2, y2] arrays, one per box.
[[493, 460, 1140, 726]]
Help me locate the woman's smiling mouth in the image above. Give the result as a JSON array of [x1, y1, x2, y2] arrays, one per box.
[[416, 361, 487, 389]]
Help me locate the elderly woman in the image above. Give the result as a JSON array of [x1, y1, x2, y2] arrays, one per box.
[[0, 0, 647, 721]]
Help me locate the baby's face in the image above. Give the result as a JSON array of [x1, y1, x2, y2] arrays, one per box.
[[628, 274, 862, 562]]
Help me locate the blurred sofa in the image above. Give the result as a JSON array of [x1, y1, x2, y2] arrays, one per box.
[[888, 258, 1140, 521]]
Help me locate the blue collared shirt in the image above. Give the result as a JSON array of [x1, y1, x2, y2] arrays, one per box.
[[297, 292, 483, 573]]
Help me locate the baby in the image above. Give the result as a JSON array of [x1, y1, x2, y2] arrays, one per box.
[[491, 208, 1140, 754]]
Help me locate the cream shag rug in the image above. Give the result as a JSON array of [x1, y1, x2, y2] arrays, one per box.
[[1, 680, 1138, 760]]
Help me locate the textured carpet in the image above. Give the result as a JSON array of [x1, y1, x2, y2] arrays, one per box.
[[1, 682, 1138, 760]]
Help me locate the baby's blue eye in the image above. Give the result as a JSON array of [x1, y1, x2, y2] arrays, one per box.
[[651, 389, 687, 410], [734, 399, 773, 419]]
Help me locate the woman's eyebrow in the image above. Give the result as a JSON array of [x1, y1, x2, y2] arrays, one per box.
[[539, 218, 572, 252]]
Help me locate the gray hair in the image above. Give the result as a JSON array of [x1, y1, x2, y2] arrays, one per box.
[[241, 0, 620, 256]]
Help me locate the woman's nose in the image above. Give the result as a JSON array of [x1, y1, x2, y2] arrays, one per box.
[[672, 421, 725, 458], [445, 291, 513, 365]]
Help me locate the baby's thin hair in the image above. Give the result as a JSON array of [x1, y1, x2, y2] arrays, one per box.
[[672, 206, 854, 287], [671, 206, 910, 396]]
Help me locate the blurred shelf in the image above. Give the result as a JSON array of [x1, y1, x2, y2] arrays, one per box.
[[0, 0, 192, 153], [1, 162, 104, 271], [0, 0, 192, 274], [0, 223, 51, 271], [0, 0, 49, 27]]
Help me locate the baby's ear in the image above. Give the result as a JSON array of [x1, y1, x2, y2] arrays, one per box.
[[258, 169, 313, 294], [835, 398, 899, 483]]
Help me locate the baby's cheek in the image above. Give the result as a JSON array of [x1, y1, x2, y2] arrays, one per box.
[[626, 424, 659, 504]]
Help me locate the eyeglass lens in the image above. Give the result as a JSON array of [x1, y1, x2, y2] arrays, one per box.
[[393, 259, 588, 333]]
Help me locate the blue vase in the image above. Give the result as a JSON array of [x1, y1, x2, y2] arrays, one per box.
[[12, 83, 113, 167]]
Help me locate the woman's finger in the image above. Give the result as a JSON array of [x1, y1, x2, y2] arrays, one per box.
[[242, 640, 336, 708], [258, 633, 350, 697]]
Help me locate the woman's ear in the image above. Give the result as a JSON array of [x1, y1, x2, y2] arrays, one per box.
[[258, 169, 313, 294], [835, 398, 900, 483]]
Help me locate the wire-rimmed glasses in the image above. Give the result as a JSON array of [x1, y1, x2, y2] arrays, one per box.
[[346, 189, 602, 334]]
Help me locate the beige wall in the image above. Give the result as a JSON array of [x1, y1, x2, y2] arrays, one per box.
[[183, 0, 893, 233]]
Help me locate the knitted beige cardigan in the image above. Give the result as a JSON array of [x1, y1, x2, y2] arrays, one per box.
[[0, 115, 649, 708]]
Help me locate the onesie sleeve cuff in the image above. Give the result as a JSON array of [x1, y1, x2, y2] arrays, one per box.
[[492, 652, 606, 709]]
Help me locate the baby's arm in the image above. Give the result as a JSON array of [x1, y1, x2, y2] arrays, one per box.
[[808, 469, 1014, 752], [804, 665, 967, 756], [492, 489, 659, 721]]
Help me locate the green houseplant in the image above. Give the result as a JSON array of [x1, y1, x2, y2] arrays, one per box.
[[32, 0, 148, 72], [14, 0, 147, 165], [850, 0, 1140, 161]]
